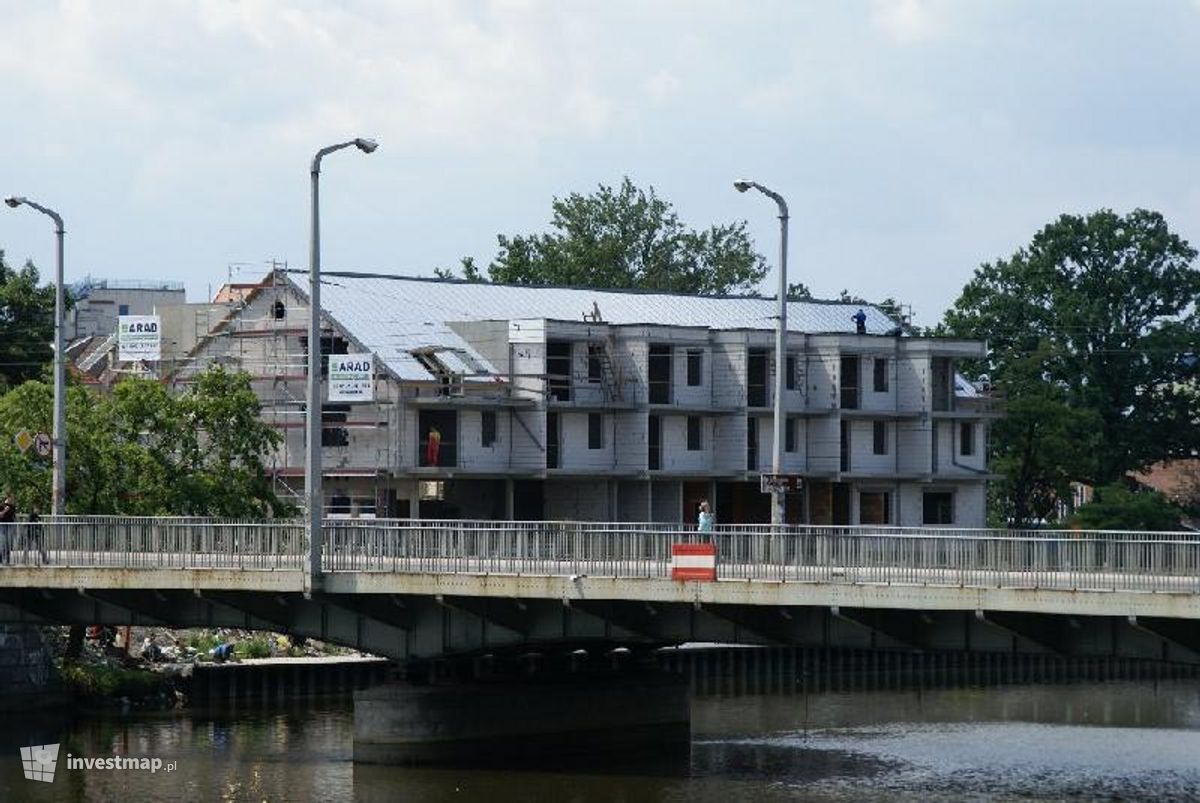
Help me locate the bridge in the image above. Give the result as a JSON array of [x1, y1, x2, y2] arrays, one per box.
[[2, 517, 1200, 666]]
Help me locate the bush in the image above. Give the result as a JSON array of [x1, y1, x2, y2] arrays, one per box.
[[235, 638, 272, 660], [1069, 484, 1184, 531], [184, 632, 220, 654], [59, 662, 167, 702]]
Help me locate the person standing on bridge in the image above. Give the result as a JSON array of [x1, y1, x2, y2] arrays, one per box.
[[0, 495, 15, 564], [26, 506, 47, 564], [698, 500, 715, 537]]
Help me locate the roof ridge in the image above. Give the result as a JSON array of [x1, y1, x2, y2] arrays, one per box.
[[280, 267, 885, 309]]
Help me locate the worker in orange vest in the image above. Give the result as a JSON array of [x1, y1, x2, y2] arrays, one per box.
[[426, 425, 442, 466]]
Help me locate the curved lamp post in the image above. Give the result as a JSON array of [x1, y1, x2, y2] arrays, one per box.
[[306, 138, 377, 590], [4, 196, 67, 516], [734, 180, 789, 527]]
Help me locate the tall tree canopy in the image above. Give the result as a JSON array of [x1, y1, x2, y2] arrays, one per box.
[[0, 368, 288, 516], [943, 209, 1200, 495], [0, 250, 58, 390], [450, 178, 767, 294]]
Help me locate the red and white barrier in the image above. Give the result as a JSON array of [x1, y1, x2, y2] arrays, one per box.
[[671, 543, 717, 582]]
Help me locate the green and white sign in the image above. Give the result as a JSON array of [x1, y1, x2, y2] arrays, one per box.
[[329, 354, 374, 402], [118, 315, 161, 362]]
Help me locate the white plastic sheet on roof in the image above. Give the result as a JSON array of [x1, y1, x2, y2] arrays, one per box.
[[303, 275, 898, 382]]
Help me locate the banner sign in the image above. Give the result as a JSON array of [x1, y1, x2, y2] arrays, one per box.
[[760, 474, 803, 494], [329, 354, 374, 402], [118, 315, 161, 361]]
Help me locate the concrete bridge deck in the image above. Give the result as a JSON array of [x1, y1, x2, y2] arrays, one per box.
[[1, 518, 1198, 663]]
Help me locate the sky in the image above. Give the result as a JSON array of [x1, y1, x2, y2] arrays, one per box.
[[1, 0, 1199, 326]]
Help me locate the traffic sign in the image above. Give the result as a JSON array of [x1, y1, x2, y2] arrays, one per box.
[[33, 433, 51, 459], [13, 429, 33, 453], [760, 474, 803, 493]]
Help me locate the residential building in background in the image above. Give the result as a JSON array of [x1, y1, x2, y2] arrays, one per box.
[[166, 270, 998, 526]]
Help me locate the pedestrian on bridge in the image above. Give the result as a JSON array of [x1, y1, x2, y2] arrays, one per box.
[[0, 495, 15, 564], [698, 500, 715, 537], [26, 506, 48, 564]]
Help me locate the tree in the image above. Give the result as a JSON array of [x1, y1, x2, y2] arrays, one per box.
[[0, 250, 58, 391], [434, 257, 483, 282], [986, 348, 1103, 526], [943, 209, 1200, 486], [0, 368, 288, 516], [787, 281, 813, 300], [1069, 484, 1184, 531], [456, 178, 766, 294]]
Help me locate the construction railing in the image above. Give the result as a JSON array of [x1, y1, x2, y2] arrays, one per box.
[[0, 518, 1198, 595]]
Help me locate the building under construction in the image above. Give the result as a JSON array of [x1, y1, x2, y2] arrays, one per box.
[[164, 268, 997, 526]]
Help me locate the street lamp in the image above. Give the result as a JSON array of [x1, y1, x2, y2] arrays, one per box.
[[306, 138, 377, 591], [734, 180, 789, 527], [4, 196, 67, 516]]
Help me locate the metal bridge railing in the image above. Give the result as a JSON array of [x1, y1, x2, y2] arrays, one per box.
[[1, 517, 1198, 594], [0, 517, 304, 571], [320, 520, 1200, 595]]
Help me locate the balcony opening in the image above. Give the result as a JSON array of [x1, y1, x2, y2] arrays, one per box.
[[860, 491, 891, 524], [923, 491, 954, 524], [840, 355, 860, 409], [648, 344, 672, 404], [418, 409, 457, 467], [321, 403, 350, 447], [546, 341, 571, 402], [747, 349, 769, 407]]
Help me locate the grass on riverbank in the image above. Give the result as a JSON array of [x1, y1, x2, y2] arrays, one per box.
[[58, 661, 170, 703]]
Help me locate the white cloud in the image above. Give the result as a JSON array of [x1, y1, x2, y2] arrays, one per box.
[[643, 70, 680, 102], [870, 0, 945, 44]]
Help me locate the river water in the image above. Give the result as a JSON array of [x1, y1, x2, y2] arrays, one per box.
[[4, 679, 1200, 802]]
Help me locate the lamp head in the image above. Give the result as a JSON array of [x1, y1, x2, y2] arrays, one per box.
[[354, 138, 379, 154], [733, 180, 754, 193], [3, 196, 25, 208]]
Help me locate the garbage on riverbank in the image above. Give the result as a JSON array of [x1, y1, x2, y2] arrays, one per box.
[[45, 626, 365, 710]]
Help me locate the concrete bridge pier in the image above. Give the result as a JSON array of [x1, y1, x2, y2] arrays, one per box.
[[353, 674, 690, 766]]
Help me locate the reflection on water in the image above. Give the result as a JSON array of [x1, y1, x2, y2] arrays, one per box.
[[2, 680, 1200, 802]]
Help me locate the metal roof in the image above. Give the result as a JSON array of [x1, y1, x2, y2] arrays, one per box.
[[294, 273, 901, 382]]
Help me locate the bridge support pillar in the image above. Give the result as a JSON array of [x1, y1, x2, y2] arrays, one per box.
[[353, 675, 690, 765]]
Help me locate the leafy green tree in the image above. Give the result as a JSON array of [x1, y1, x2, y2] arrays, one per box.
[[787, 281, 813, 300], [0, 250, 59, 390], [1069, 484, 1184, 531], [171, 368, 288, 517], [0, 368, 288, 516], [457, 177, 766, 294], [986, 349, 1103, 526], [943, 209, 1200, 486]]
